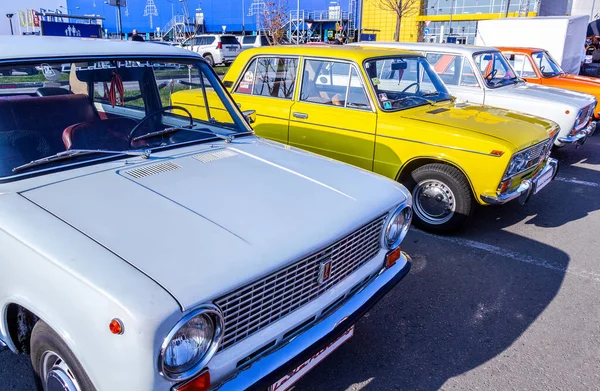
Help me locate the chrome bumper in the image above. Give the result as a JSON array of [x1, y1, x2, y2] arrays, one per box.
[[212, 254, 412, 391], [558, 121, 596, 147], [480, 158, 559, 205]]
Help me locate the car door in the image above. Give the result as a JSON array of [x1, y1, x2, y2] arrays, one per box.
[[427, 53, 485, 104], [288, 58, 376, 171], [230, 56, 299, 144]]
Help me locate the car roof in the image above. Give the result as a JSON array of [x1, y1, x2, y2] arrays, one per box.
[[239, 45, 422, 60], [0, 36, 200, 62], [495, 47, 545, 54], [353, 42, 501, 56]]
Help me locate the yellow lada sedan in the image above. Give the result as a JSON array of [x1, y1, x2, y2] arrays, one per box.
[[172, 46, 559, 232]]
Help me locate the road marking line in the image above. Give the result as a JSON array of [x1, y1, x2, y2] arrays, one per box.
[[555, 177, 600, 189], [415, 230, 600, 283]]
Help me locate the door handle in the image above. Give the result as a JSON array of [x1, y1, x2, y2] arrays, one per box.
[[293, 112, 308, 119]]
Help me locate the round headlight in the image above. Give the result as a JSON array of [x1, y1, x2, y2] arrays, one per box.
[[507, 153, 524, 177], [384, 205, 412, 249], [159, 306, 224, 381]]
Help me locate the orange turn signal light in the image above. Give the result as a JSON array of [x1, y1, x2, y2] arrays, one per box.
[[490, 150, 504, 157], [385, 247, 401, 269], [109, 319, 124, 335], [498, 179, 512, 194], [173, 371, 210, 391]]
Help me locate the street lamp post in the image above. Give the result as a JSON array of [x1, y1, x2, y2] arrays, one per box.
[[6, 14, 14, 35], [242, 0, 245, 34]]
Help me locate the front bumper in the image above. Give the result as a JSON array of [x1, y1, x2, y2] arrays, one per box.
[[557, 121, 596, 147], [480, 158, 559, 205], [211, 253, 412, 391]]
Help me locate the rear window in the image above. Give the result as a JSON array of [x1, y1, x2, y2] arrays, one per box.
[[243, 36, 256, 44], [221, 36, 239, 45]]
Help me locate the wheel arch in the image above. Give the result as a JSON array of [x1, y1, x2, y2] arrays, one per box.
[[396, 156, 477, 198], [3, 301, 40, 354]]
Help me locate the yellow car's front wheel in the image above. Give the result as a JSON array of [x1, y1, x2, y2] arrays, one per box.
[[408, 163, 473, 233]]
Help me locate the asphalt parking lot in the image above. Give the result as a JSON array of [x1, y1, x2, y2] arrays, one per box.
[[2, 135, 600, 390]]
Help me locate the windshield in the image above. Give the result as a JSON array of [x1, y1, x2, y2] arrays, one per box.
[[473, 51, 519, 88], [0, 58, 248, 180], [532, 51, 563, 77], [364, 56, 452, 111]]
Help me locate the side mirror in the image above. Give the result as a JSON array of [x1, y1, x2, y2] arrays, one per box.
[[242, 109, 256, 124], [483, 54, 493, 61]]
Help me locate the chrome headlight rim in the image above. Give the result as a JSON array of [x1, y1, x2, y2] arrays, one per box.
[[382, 203, 412, 250], [158, 304, 224, 382]]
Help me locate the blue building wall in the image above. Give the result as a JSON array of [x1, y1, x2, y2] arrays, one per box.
[[66, 0, 354, 35]]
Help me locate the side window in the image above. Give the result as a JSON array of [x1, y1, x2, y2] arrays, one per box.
[[347, 68, 370, 110], [261, 36, 270, 46], [460, 59, 479, 87], [301, 60, 350, 106], [505, 54, 536, 78], [426, 53, 460, 86], [205, 37, 215, 45], [243, 36, 255, 44], [301, 60, 369, 109], [235, 57, 298, 99]]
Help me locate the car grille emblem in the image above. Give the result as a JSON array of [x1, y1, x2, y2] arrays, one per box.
[[318, 259, 333, 285]]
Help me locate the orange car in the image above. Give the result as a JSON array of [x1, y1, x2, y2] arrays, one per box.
[[500, 47, 600, 119]]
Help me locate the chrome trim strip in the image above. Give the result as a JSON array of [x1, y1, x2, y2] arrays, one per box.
[[376, 133, 501, 157], [481, 158, 558, 205]]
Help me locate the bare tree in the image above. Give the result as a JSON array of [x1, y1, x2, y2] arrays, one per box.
[[372, 0, 420, 42], [259, 1, 288, 45]]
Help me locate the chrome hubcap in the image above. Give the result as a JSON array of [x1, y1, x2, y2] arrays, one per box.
[[41, 351, 81, 391], [413, 179, 456, 225]]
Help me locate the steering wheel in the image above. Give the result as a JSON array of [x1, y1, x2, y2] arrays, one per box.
[[401, 82, 420, 93], [128, 105, 194, 147], [485, 69, 498, 81]]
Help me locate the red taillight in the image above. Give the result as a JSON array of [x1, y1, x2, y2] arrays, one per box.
[[173, 371, 210, 391], [217, 42, 222, 49], [385, 247, 401, 269]]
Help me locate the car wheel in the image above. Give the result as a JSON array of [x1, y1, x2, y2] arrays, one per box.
[[407, 163, 473, 233], [30, 320, 97, 391], [203, 54, 214, 66]]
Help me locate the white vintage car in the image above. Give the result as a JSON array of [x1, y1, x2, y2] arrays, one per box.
[[0, 36, 413, 391], [357, 42, 597, 148]]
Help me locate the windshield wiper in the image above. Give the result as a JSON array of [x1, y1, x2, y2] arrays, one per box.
[[133, 126, 235, 143], [393, 96, 435, 106], [12, 149, 151, 173]]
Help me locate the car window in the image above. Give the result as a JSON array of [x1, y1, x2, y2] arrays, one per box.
[[347, 68, 371, 109], [504, 54, 537, 78], [0, 59, 245, 180], [260, 36, 269, 46], [460, 59, 479, 87], [473, 51, 518, 88], [426, 53, 460, 85], [205, 37, 215, 45], [221, 36, 238, 45], [243, 36, 255, 44], [364, 56, 451, 111], [532, 51, 562, 77], [235, 57, 298, 99], [301, 60, 350, 106]]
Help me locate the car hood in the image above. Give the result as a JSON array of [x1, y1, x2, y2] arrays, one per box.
[[491, 81, 596, 108], [19, 138, 408, 310], [545, 74, 600, 97], [397, 100, 556, 151]]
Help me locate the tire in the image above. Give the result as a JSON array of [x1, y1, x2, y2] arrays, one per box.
[[407, 163, 473, 233], [203, 54, 214, 67], [30, 320, 96, 391]]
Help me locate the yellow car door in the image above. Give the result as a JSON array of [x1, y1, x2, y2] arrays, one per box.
[[288, 59, 377, 171], [229, 56, 299, 144]]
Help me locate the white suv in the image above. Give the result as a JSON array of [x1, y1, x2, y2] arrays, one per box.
[[181, 34, 241, 66], [238, 34, 270, 50]]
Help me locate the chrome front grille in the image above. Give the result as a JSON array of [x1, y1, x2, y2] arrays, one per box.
[[215, 215, 387, 351]]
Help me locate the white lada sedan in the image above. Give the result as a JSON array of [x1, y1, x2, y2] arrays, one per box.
[[0, 36, 412, 391], [357, 42, 597, 148]]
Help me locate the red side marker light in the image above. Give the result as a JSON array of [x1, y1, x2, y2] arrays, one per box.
[[173, 371, 211, 391], [490, 150, 504, 157], [109, 319, 124, 335], [385, 247, 401, 269]]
